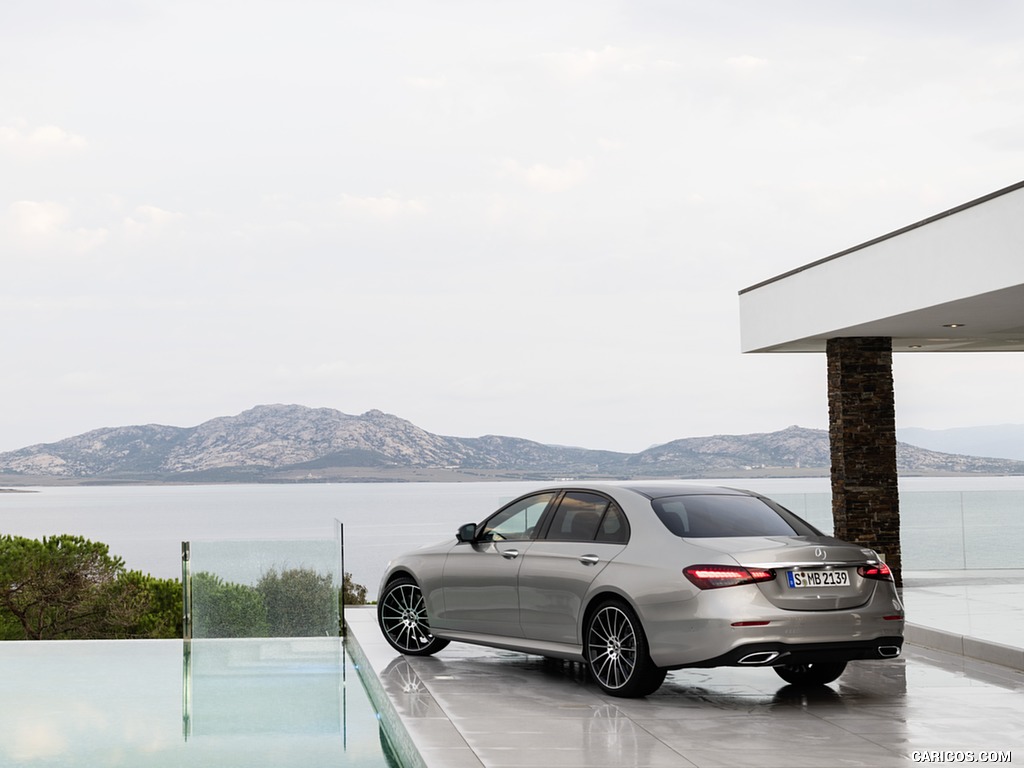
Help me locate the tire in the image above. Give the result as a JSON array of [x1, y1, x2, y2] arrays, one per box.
[[585, 600, 667, 698], [377, 577, 450, 656], [773, 661, 847, 686]]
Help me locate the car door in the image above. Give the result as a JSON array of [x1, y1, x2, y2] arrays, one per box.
[[437, 491, 557, 638], [518, 491, 629, 645]]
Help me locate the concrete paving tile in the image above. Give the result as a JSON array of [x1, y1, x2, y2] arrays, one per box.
[[415, 747, 485, 768], [468, 745, 693, 768], [635, 714, 879, 750], [404, 719, 476, 750], [677, 747, 908, 768]]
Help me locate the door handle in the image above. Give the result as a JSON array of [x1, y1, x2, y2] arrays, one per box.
[[579, 554, 599, 566], [501, 549, 520, 560]]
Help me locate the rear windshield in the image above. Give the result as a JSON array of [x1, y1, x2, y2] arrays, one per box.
[[651, 494, 819, 538]]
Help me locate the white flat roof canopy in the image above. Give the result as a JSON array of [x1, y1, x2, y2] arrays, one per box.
[[739, 180, 1024, 353]]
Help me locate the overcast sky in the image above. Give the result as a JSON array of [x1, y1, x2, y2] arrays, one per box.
[[2, 0, 1023, 454]]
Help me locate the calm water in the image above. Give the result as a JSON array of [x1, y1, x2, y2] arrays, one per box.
[[0, 638, 401, 768], [3, 477, 1024, 597]]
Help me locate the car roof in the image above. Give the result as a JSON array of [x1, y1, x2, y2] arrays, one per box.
[[617, 483, 754, 500], [542, 482, 756, 501]]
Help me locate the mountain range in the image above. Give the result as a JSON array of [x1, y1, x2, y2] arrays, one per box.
[[897, 425, 1024, 462], [2, 404, 1023, 485]]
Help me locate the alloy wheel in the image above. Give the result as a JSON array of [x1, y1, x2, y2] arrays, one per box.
[[585, 601, 665, 697], [377, 578, 449, 656]]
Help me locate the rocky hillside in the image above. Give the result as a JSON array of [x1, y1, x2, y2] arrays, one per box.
[[1, 405, 1022, 483]]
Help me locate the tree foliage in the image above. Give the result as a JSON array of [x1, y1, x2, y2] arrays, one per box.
[[190, 567, 370, 638], [122, 570, 183, 638], [258, 567, 337, 636], [0, 533, 370, 641], [0, 534, 149, 639], [342, 571, 368, 606], [191, 571, 269, 638]]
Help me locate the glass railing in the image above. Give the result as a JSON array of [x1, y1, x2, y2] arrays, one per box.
[[771, 491, 1024, 570], [180, 530, 350, 744], [183, 538, 343, 638]]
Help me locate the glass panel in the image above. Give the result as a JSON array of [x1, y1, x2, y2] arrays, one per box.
[[963, 491, 1024, 569], [756, 490, 1024, 570], [187, 539, 341, 638], [902, 492, 966, 569], [767, 493, 833, 534], [188, 637, 345, 737]]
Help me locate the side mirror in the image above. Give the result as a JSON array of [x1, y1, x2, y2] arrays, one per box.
[[456, 523, 477, 543]]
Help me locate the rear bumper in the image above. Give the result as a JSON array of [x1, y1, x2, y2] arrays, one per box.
[[638, 580, 905, 668], [668, 636, 904, 669]]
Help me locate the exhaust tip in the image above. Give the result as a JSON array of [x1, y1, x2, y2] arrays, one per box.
[[878, 645, 901, 658], [738, 651, 781, 665]]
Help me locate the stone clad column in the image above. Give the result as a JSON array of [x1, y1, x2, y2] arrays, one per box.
[[826, 337, 903, 586]]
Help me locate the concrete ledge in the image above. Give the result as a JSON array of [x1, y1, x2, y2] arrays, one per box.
[[345, 606, 483, 768], [906, 622, 1024, 671], [345, 612, 428, 768]]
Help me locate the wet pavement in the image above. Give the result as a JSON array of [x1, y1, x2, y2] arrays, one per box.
[[902, 569, 1024, 669], [347, 572, 1024, 767]]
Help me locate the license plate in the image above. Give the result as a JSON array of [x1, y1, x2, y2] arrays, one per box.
[[787, 569, 850, 589]]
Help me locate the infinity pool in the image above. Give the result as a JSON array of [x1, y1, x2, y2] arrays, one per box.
[[0, 638, 402, 768]]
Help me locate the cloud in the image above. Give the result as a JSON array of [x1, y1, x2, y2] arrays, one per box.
[[337, 194, 426, 220], [725, 54, 769, 73], [7, 200, 67, 236], [500, 157, 591, 192], [542, 46, 681, 80], [2, 200, 108, 253], [406, 76, 446, 90], [7, 721, 68, 761], [546, 45, 629, 78], [0, 123, 86, 154], [975, 123, 1024, 151], [123, 204, 184, 239]]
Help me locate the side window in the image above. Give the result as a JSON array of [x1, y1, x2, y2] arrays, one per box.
[[595, 502, 629, 543], [545, 492, 610, 542], [479, 492, 556, 541]]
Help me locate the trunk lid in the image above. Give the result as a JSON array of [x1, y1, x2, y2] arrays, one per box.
[[693, 535, 886, 611]]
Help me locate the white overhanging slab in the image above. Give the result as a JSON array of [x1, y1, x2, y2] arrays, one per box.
[[739, 180, 1024, 353]]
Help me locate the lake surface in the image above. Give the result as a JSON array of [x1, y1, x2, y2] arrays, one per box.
[[3, 477, 1024, 598]]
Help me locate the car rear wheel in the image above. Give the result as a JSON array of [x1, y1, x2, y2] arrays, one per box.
[[377, 577, 450, 656], [773, 661, 847, 686], [585, 600, 666, 698]]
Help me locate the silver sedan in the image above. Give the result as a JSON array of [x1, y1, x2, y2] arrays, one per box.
[[377, 483, 905, 697]]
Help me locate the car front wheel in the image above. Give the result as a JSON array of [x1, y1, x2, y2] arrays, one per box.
[[585, 600, 666, 698], [773, 661, 847, 686], [377, 577, 450, 656]]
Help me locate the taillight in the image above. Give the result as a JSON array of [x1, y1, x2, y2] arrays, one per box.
[[857, 563, 894, 581], [683, 564, 776, 590]]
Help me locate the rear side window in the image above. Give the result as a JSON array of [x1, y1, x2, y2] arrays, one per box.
[[595, 503, 629, 543], [652, 494, 817, 538], [545, 492, 629, 543]]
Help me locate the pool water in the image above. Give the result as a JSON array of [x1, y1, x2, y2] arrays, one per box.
[[0, 638, 402, 768]]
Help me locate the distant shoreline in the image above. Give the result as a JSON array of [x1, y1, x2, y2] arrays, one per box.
[[2, 466, 1022, 488]]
